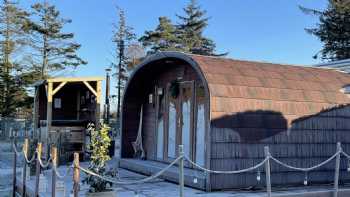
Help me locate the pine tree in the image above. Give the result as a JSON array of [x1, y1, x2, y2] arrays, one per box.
[[0, 0, 32, 117], [25, 1, 87, 79], [139, 16, 180, 53], [176, 0, 221, 56], [301, 0, 350, 61], [112, 7, 136, 118]]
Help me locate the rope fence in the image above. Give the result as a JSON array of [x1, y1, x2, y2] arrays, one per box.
[[10, 139, 350, 197], [79, 156, 182, 185], [184, 155, 269, 174], [269, 151, 341, 172], [52, 164, 73, 179]]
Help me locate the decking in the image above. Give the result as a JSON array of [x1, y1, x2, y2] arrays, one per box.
[[119, 158, 206, 190]]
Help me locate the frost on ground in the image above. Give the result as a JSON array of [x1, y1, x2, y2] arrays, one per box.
[[0, 140, 24, 196]]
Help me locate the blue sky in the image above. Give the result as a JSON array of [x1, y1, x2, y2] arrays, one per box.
[[21, 0, 329, 106]]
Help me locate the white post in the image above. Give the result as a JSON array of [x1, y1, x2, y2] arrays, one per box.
[[264, 146, 272, 197], [334, 142, 341, 197], [178, 145, 184, 197]]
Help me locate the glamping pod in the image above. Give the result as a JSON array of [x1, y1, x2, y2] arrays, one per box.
[[120, 52, 350, 191]]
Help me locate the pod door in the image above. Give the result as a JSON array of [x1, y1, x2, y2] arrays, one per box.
[[165, 81, 195, 162]]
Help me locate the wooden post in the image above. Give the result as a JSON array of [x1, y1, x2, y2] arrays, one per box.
[[51, 147, 57, 197], [96, 80, 102, 129], [34, 143, 42, 197], [73, 152, 80, 197], [264, 146, 272, 197], [334, 142, 341, 197], [178, 145, 184, 197], [12, 139, 17, 197], [22, 139, 29, 197], [46, 82, 53, 159]]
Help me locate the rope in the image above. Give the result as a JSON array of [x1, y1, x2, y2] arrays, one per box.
[[11, 141, 350, 185], [38, 155, 52, 168], [270, 151, 341, 172], [23, 151, 36, 164], [342, 150, 350, 159], [12, 143, 23, 156], [79, 156, 182, 185], [184, 155, 269, 174], [53, 164, 73, 179]]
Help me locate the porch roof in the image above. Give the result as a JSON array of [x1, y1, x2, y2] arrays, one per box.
[[33, 77, 104, 86]]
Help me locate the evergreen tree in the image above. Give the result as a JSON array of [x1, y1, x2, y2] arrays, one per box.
[[112, 7, 136, 118], [139, 16, 180, 53], [139, 0, 224, 56], [25, 1, 87, 79], [301, 0, 350, 61], [176, 0, 221, 56], [0, 0, 32, 117]]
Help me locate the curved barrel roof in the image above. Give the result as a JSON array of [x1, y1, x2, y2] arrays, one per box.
[[127, 52, 350, 125], [190, 54, 350, 124]]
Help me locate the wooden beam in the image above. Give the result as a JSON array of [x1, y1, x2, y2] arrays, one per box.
[[47, 82, 53, 103], [83, 81, 97, 96], [52, 82, 67, 96], [46, 82, 53, 136], [47, 77, 103, 83], [46, 82, 53, 159], [96, 80, 102, 104]]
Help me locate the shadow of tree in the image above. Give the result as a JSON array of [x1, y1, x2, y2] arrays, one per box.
[[212, 110, 287, 142]]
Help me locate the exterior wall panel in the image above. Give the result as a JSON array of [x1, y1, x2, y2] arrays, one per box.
[[210, 105, 350, 190]]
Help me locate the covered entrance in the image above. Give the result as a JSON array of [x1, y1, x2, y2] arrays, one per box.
[[120, 52, 209, 190]]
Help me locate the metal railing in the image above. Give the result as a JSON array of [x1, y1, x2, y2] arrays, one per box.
[[11, 139, 350, 197]]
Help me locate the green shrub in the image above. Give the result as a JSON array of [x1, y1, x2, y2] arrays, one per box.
[[83, 123, 115, 193]]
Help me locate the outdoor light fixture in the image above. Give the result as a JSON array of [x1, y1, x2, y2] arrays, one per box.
[[257, 170, 261, 182], [149, 93, 153, 104], [105, 68, 112, 73], [157, 87, 163, 95], [304, 172, 308, 186]]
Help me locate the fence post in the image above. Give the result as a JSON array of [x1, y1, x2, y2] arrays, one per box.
[[51, 146, 57, 197], [73, 152, 80, 197], [22, 138, 29, 197], [35, 142, 42, 197], [12, 139, 17, 197], [178, 145, 184, 197], [334, 142, 341, 197], [264, 146, 272, 197]]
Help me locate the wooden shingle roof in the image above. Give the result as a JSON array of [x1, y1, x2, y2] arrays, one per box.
[[190, 54, 350, 124]]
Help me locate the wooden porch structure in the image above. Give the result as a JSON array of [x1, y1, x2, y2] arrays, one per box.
[[33, 77, 103, 162]]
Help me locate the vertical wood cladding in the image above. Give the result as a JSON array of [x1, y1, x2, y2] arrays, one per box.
[[210, 105, 350, 189]]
